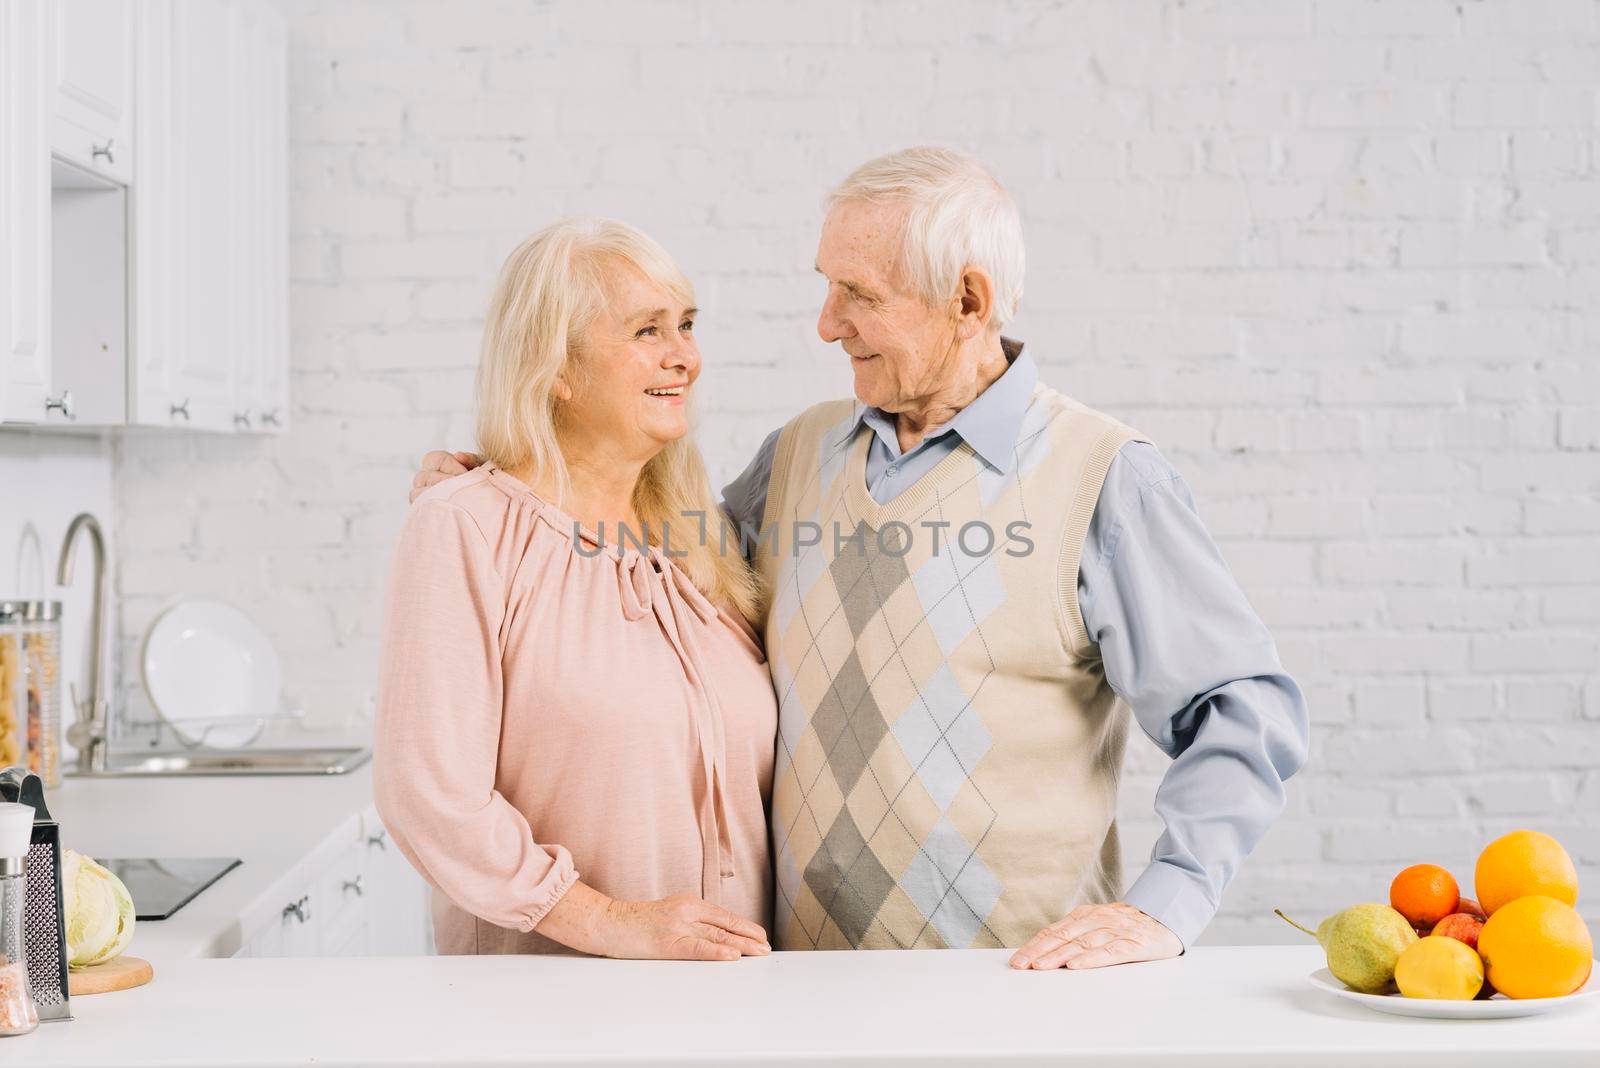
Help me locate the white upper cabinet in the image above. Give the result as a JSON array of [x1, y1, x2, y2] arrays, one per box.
[[231, 0, 290, 434], [131, 0, 288, 434], [0, 0, 54, 424], [133, 0, 239, 432], [50, 166, 129, 427], [49, 0, 135, 186], [1, 0, 288, 434]]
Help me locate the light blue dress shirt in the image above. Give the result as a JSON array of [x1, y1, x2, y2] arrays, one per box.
[[720, 343, 1310, 949]]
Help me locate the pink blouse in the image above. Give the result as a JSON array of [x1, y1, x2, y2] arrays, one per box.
[[373, 462, 776, 955]]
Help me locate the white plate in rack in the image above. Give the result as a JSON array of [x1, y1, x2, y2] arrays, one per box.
[[141, 599, 281, 749], [1309, 966, 1600, 1019]]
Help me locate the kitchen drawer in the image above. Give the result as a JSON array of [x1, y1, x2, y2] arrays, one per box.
[[245, 836, 360, 958], [236, 808, 430, 959], [360, 808, 435, 956], [325, 918, 370, 958], [315, 844, 368, 934]]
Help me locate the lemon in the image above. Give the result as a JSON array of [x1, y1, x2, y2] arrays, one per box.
[[1394, 935, 1484, 999]]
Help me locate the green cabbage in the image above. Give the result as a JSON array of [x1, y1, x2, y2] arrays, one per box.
[[62, 849, 136, 969]]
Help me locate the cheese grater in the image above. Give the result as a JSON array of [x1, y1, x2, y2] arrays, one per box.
[[0, 766, 69, 1022]]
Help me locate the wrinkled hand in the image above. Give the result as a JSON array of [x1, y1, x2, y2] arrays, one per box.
[[409, 449, 484, 503], [1009, 903, 1183, 971], [601, 892, 771, 962]]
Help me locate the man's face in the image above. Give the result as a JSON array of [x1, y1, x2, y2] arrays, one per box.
[[814, 200, 959, 413]]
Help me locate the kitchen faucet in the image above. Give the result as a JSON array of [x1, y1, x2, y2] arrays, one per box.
[[55, 513, 109, 774]]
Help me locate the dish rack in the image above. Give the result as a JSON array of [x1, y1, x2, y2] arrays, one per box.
[[121, 705, 307, 750]]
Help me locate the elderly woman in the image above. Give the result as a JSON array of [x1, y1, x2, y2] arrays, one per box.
[[374, 219, 774, 961]]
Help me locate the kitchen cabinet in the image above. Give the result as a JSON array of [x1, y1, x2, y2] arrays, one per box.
[[232, 0, 290, 434], [0, 0, 289, 433], [49, 162, 130, 426], [49, 761, 432, 963], [132, 0, 289, 434], [234, 808, 433, 960], [1, 0, 128, 429], [360, 817, 435, 957], [48, 0, 135, 187], [0, 0, 54, 424]]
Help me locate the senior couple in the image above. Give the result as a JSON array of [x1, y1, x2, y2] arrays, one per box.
[[374, 147, 1310, 970]]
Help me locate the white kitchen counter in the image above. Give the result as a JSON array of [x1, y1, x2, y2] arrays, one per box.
[[43, 758, 378, 963], [9, 945, 1599, 1066], [16, 764, 1600, 1064]]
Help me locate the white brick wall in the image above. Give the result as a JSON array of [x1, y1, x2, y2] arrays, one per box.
[[112, 0, 1600, 945]]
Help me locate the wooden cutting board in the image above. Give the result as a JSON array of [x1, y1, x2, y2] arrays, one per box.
[[68, 955, 154, 995]]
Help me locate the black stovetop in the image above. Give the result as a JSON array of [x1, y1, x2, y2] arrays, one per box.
[[96, 857, 242, 920]]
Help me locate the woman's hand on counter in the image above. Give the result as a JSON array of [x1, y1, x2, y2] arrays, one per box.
[[537, 882, 771, 961], [601, 893, 772, 961]]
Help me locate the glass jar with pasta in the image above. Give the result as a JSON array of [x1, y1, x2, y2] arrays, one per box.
[[20, 604, 61, 787], [0, 603, 62, 785], [0, 605, 21, 770]]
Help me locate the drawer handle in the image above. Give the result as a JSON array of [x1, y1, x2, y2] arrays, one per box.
[[260, 409, 281, 427], [234, 410, 252, 429], [45, 390, 75, 421], [170, 397, 191, 421], [282, 895, 310, 924], [342, 875, 364, 898], [93, 138, 115, 165], [366, 831, 387, 850]]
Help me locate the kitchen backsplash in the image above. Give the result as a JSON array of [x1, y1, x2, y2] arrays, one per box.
[[0, 431, 115, 763]]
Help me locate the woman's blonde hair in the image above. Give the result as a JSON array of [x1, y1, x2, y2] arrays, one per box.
[[475, 218, 761, 621]]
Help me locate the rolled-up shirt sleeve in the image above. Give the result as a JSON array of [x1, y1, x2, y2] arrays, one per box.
[[1078, 442, 1311, 949], [373, 496, 578, 932]]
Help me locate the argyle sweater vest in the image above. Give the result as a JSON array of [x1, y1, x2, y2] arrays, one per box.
[[754, 384, 1148, 950]]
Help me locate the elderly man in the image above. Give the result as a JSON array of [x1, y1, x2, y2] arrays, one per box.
[[411, 146, 1309, 970]]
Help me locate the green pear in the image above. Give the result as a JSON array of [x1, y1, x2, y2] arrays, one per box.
[[1276, 904, 1418, 994]]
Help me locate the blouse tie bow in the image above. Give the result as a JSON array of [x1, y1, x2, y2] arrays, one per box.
[[615, 547, 735, 902]]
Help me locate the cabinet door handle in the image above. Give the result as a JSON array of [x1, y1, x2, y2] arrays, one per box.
[[45, 390, 75, 421], [92, 138, 115, 165], [234, 410, 252, 429], [260, 409, 281, 427], [282, 895, 311, 924], [170, 397, 191, 421], [367, 830, 387, 850], [342, 875, 364, 898]]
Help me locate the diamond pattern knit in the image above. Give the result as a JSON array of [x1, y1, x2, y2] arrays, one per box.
[[757, 386, 1146, 950]]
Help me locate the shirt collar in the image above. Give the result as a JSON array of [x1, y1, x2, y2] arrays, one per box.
[[848, 336, 1037, 474]]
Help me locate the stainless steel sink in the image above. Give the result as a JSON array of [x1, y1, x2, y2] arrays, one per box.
[[67, 746, 372, 777]]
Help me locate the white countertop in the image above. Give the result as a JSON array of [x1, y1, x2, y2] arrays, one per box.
[[10, 945, 1600, 1066], [43, 758, 377, 963]]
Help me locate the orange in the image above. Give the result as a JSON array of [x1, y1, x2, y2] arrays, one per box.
[[1476, 895, 1593, 999], [1390, 863, 1460, 927], [1475, 830, 1579, 916]]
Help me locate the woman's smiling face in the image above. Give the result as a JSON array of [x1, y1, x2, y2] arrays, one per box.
[[560, 263, 701, 462]]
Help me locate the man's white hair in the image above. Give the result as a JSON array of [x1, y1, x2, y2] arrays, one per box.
[[825, 146, 1025, 328]]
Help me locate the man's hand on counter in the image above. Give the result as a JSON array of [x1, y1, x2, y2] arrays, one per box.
[[1008, 903, 1183, 971]]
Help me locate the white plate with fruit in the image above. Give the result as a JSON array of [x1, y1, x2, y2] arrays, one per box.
[[1308, 965, 1598, 1019], [1283, 830, 1596, 1020]]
